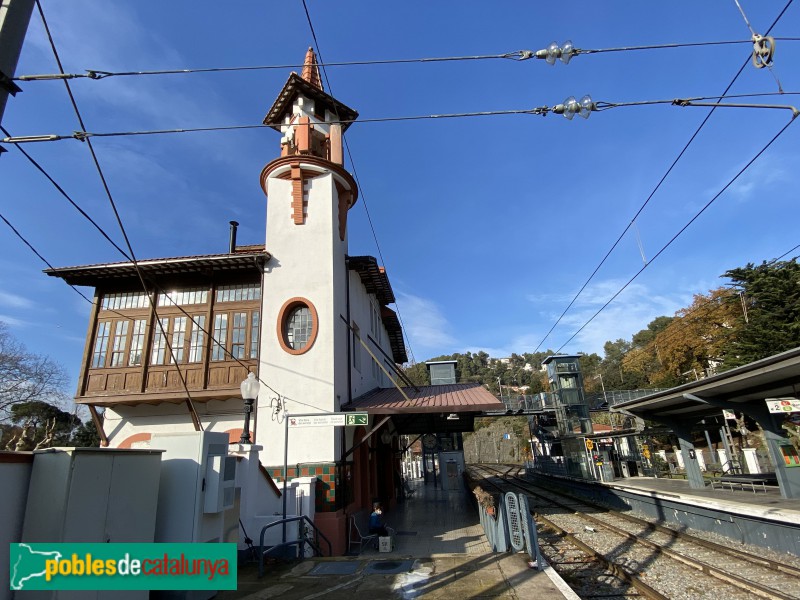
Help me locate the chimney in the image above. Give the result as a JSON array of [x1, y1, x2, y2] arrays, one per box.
[[229, 221, 239, 254]]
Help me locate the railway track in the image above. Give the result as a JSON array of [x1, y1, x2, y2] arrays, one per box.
[[470, 464, 800, 600]]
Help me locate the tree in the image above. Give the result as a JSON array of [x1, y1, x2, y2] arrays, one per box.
[[0, 322, 69, 417], [723, 259, 800, 367], [600, 339, 631, 389], [6, 400, 80, 449]]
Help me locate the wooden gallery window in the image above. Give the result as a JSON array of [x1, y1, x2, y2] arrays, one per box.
[[91, 292, 152, 369], [211, 283, 261, 362], [149, 315, 208, 365], [91, 317, 148, 368]]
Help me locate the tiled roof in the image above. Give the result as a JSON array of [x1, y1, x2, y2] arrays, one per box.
[[347, 383, 503, 414], [348, 255, 395, 305], [381, 306, 407, 364], [44, 248, 269, 286], [263, 72, 358, 132]]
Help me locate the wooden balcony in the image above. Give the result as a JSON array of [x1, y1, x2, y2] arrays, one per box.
[[78, 359, 257, 406]]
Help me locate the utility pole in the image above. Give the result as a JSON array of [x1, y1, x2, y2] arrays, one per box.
[[0, 0, 34, 139]]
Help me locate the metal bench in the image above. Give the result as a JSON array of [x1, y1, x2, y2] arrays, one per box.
[[348, 510, 378, 554], [710, 476, 769, 493]]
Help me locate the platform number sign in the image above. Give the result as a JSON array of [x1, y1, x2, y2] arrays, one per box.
[[345, 413, 368, 426]]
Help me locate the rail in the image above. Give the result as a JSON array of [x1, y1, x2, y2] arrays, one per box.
[[258, 515, 332, 577]]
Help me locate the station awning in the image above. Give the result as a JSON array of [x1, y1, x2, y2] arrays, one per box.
[[612, 347, 800, 424], [345, 383, 503, 434]]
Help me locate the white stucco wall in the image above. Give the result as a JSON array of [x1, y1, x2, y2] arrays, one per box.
[[258, 169, 346, 468], [103, 401, 245, 448], [347, 270, 396, 399]]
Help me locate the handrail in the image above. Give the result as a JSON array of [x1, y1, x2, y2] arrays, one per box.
[[258, 515, 332, 577]]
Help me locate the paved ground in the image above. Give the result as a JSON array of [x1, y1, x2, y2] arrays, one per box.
[[219, 552, 571, 600], [216, 479, 574, 599]]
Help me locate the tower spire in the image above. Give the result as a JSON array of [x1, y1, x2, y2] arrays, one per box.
[[301, 47, 323, 91]]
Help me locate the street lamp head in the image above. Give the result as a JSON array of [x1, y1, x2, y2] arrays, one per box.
[[240, 372, 260, 400], [239, 373, 260, 445]]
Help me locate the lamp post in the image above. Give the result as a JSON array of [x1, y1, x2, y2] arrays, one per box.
[[593, 374, 607, 404], [239, 372, 260, 444]]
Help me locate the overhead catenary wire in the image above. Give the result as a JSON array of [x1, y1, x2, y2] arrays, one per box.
[[34, 0, 207, 431], [2, 2, 338, 417], [1, 176, 323, 414], [4, 91, 799, 145], [13, 38, 800, 82], [531, 0, 795, 355], [0, 211, 94, 305], [301, 0, 416, 365], [617, 242, 800, 368], [554, 113, 797, 354], [0, 125, 132, 261]]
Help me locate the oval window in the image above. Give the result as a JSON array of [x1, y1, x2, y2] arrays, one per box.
[[277, 298, 318, 355]]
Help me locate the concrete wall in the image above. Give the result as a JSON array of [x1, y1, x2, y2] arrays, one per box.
[[0, 452, 33, 599]]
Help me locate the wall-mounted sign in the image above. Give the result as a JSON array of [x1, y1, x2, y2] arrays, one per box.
[[288, 414, 345, 428], [766, 398, 800, 414], [287, 412, 369, 428]]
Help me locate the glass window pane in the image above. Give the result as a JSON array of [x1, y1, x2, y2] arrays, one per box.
[[171, 317, 187, 363], [231, 312, 246, 359], [150, 318, 169, 365], [92, 321, 111, 368], [129, 319, 146, 366], [286, 306, 312, 350], [212, 314, 228, 361], [188, 315, 206, 363], [110, 321, 129, 367], [250, 311, 260, 359]]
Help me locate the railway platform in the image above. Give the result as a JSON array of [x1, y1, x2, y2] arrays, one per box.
[[219, 478, 576, 599], [528, 470, 800, 556], [606, 475, 800, 523]]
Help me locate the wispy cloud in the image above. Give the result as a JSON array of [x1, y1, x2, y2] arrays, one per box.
[[546, 279, 689, 356], [0, 291, 35, 309], [396, 292, 457, 353], [718, 155, 792, 203], [0, 314, 30, 327]]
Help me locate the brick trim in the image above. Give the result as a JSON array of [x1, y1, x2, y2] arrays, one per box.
[[118, 432, 152, 449], [290, 163, 304, 225]]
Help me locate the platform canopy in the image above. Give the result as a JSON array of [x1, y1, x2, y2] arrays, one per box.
[[612, 346, 800, 425], [345, 383, 503, 434]]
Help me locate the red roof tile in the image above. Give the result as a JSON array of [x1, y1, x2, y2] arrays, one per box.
[[347, 383, 503, 414]]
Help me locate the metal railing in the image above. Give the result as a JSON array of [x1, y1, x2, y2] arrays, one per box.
[[495, 393, 560, 413], [586, 388, 667, 409], [258, 515, 332, 577]]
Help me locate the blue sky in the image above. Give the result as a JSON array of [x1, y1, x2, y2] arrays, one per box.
[[2, 1, 799, 395]]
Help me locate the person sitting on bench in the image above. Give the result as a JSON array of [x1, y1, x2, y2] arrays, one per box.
[[369, 502, 389, 536]]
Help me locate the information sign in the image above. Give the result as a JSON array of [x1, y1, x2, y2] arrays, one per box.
[[766, 398, 800, 414], [288, 414, 345, 428], [585, 440, 594, 451], [286, 412, 369, 428]]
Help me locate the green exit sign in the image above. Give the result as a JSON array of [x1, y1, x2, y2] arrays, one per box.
[[345, 413, 368, 426]]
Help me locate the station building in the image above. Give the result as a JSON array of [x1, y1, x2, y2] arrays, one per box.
[[45, 48, 501, 554]]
